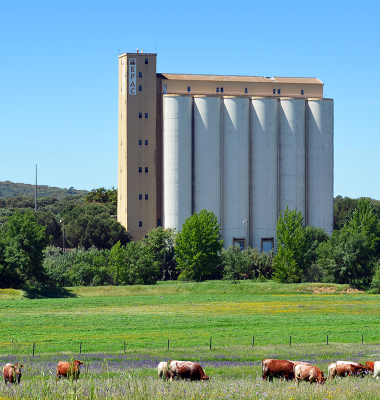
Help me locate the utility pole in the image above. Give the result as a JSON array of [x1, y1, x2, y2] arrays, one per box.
[[60, 218, 66, 253], [243, 219, 248, 249], [35, 164, 37, 212]]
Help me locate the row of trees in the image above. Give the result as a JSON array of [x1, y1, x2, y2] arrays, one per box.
[[2, 189, 380, 290]]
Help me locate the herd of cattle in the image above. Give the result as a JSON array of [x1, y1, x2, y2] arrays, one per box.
[[3, 357, 380, 385]]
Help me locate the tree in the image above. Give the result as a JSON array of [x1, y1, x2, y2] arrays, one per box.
[[273, 207, 307, 283], [317, 198, 380, 284], [175, 209, 223, 281], [0, 210, 49, 288], [143, 227, 177, 280], [85, 187, 117, 206]]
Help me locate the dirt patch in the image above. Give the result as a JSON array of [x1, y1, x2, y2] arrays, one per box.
[[310, 286, 364, 294]]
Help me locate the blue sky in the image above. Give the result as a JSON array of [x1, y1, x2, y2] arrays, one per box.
[[1, 0, 379, 198]]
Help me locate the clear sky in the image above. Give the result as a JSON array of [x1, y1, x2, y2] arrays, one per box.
[[1, 0, 379, 198]]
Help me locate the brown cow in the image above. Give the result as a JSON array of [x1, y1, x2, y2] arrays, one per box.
[[262, 359, 295, 382], [56, 360, 83, 380], [166, 361, 209, 381], [3, 363, 23, 384], [329, 361, 368, 378], [294, 363, 325, 384], [365, 361, 375, 373]]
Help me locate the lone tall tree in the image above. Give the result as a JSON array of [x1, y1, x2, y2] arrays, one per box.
[[175, 209, 223, 281]]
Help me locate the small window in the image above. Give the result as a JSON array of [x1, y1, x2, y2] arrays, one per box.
[[216, 87, 219, 93], [145, 140, 148, 145], [139, 167, 142, 173], [220, 87, 224, 93], [139, 112, 142, 118], [145, 113, 148, 118], [145, 194, 148, 200], [139, 85, 142, 91], [145, 59, 148, 64], [158, 219, 161, 227], [273, 89, 276, 94], [233, 238, 245, 251], [139, 194, 142, 200], [145, 167, 148, 173], [139, 72, 142, 78], [139, 140, 142, 145], [278, 89, 281, 95], [301, 89, 304, 95], [139, 221, 143, 227], [261, 238, 274, 253], [245, 88, 248, 94], [187, 86, 191, 92], [163, 84, 167, 94]]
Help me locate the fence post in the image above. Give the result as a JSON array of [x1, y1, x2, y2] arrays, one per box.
[[79, 342, 82, 354], [33, 343, 35, 357], [362, 334, 363, 344], [210, 338, 212, 350], [289, 336, 292, 346], [167, 339, 170, 350], [252, 335, 254, 348], [327, 335, 328, 345]]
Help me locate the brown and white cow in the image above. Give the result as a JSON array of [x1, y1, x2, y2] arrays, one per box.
[[329, 361, 368, 378], [365, 361, 375, 373], [262, 359, 295, 382], [166, 361, 209, 381], [3, 363, 23, 384], [56, 360, 83, 380], [294, 363, 325, 385]]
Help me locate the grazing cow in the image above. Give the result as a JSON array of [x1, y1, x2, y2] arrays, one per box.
[[373, 361, 380, 379], [262, 359, 295, 382], [166, 361, 209, 381], [56, 360, 83, 380], [3, 363, 23, 384], [157, 362, 168, 379], [365, 361, 375, 373], [294, 363, 325, 385], [329, 361, 367, 378]]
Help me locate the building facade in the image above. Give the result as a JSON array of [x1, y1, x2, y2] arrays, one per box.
[[118, 52, 334, 251]]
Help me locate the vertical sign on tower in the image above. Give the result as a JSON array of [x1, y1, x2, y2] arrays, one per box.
[[122, 59, 125, 96], [129, 58, 136, 95]]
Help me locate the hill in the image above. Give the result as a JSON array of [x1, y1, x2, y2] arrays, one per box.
[[0, 180, 88, 199]]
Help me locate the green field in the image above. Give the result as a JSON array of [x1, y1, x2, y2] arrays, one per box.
[[0, 281, 379, 355]]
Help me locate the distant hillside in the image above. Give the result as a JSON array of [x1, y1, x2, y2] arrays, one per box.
[[0, 181, 88, 199]]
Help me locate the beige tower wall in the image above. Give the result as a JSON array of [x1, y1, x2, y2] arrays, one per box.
[[118, 53, 157, 240]]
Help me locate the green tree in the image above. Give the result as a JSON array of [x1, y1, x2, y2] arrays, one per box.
[[108, 241, 159, 285], [85, 187, 117, 206], [175, 209, 223, 281], [143, 227, 177, 280], [0, 210, 49, 288], [317, 198, 380, 284], [273, 207, 307, 283]]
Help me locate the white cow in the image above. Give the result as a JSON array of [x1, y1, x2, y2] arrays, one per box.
[[373, 361, 380, 379], [157, 362, 168, 379]]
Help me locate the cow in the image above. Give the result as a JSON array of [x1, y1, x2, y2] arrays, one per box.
[[329, 361, 367, 378], [262, 359, 295, 382], [3, 363, 23, 384], [294, 363, 325, 385], [365, 361, 375, 373], [166, 361, 209, 381], [56, 360, 83, 380], [373, 361, 380, 379], [158, 361, 168, 379]]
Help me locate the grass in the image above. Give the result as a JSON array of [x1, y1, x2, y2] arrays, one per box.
[[0, 281, 377, 355]]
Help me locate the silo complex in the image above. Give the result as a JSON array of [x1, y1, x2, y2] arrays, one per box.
[[193, 96, 221, 219], [163, 95, 192, 231], [161, 95, 333, 249], [250, 98, 279, 251], [306, 99, 334, 234], [221, 97, 250, 247]]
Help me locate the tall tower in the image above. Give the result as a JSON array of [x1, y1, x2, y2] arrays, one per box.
[[118, 53, 158, 240]]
